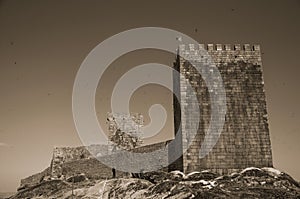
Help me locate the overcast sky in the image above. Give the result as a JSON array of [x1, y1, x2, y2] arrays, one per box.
[[0, 0, 299, 192]]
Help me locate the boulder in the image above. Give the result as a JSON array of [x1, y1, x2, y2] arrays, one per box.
[[66, 173, 87, 183]]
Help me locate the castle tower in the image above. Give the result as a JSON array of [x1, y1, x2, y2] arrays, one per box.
[[169, 44, 273, 174]]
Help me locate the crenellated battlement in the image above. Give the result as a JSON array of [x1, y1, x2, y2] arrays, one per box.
[[179, 44, 261, 52], [178, 44, 262, 66]]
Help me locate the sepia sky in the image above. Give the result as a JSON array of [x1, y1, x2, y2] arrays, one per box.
[[0, 0, 299, 192]]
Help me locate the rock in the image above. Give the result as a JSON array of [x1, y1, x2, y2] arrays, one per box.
[[16, 184, 28, 192], [66, 173, 87, 183], [169, 170, 185, 181], [184, 171, 219, 181], [10, 180, 69, 199], [261, 167, 282, 177], [149, 180, 177, 195], [9, 167, 300, 198], [142, 171, 172, 183], [279, 172, 300, 188], [63, 178, 152, 199], [240, 167, 268, 177]]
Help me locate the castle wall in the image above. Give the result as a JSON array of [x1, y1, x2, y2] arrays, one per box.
[[19, 142, 168, 189], [171, 44, 273, 173], [133, 142, 167, 153], [50, 145, 114, 177], [60, 158, 125, 179], [51, 146, 92, 178]]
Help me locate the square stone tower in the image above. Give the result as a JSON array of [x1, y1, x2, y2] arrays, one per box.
[[169, 44, 273, 174]]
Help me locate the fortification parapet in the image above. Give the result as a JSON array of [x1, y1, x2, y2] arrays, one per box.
[[178, 44, 262, 66]]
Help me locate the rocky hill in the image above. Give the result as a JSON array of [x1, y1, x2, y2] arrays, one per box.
[[9, 167, 300, 199], [0, 193, 15, 199]]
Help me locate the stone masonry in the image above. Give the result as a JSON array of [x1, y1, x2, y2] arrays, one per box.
[[169, 44, 273, 174], [19, 142, 168, 189]]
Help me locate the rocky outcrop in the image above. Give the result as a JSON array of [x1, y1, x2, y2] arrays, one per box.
[[18, 167, 51, 191], [10, 167, 300, 199]]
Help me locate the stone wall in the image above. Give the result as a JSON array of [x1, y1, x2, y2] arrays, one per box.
[[50, 145, 109, 178], [133, 142, 167, 153], [169, 44, 273, 174], [19, 142, 168, 189], [60, 158, 125, 179]]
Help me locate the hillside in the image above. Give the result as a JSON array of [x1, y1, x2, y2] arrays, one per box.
[[9, 167, 300, 199]]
